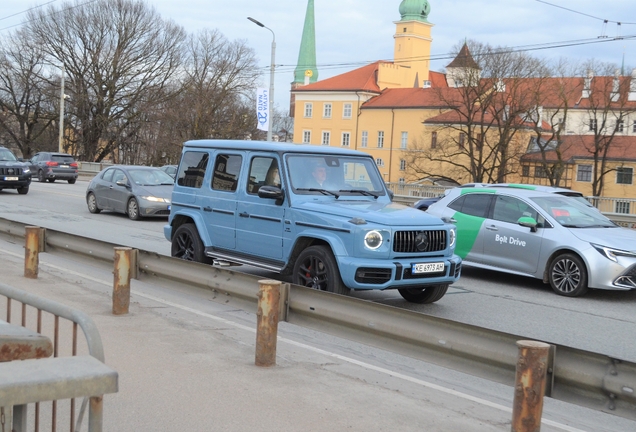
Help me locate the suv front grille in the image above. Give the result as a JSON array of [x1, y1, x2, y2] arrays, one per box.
[[0, 167, 23, 175], [393, 230, 447, 253]]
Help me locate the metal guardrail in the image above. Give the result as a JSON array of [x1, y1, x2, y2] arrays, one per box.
[[0, 281, 117, 432], [0, 218, 634, 421]]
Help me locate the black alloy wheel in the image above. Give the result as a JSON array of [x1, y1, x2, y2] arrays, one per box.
[[292, 245, 348, 295], [171, 223, 211, 263]]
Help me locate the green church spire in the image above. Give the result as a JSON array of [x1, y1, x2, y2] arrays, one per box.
[[293, 0, 318, 85]]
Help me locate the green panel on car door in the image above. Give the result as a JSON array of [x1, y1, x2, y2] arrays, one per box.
[[453, 211, 486, 259]]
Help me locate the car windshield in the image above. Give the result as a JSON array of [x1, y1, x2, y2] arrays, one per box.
[[0, 149, 17, 161], [531, 195, 616, 228], [287, 154, 385, 197], [129, 169, 174, 186]]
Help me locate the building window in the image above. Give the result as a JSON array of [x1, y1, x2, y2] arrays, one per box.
[[376, 158, 384, 167], [459, 132, 465, 149], [431, 132, 437, 149], [401, 132, 408, 149], [522, 165, 530, 177], [400, 159, 406, 171], [616, 201, 631, 214], [304, 103, 312, 118], [302, 130, 311, 144], [589, 118, 597, 131], [321, 131, 330, 146], [377, 131, 384, 148], [617, 120, 625, 133], [633, 121, 636, 133], [343, 103, 352, 119], [577, 164, 592, 182], [323, 103, 332, 118], [534, 165, 547, 178], [617, 167, 633, 185], [341, 132, 350, 147], [361, 131, 368, 148]]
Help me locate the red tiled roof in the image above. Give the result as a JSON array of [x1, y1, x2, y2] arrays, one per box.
[[522, 135, 636, 163], [361, 87, 463, 109], [429, 71, 448, 88], [293, 61, 384, 93]]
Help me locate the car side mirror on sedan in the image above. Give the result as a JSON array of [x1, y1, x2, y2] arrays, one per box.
[[116, 179, 129, 188], [517, 216, 538, 232]]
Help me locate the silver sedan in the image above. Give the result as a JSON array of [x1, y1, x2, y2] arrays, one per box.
[[86, 165, 174, 220], [427, 187, 636, 297]]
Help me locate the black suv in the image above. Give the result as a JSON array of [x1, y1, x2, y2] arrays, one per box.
[[0, 146, 31, 194], [29, 152, 79, 184]]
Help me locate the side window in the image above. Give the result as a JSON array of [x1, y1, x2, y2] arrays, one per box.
[[247, 157, 279, 194], [492, 195, 537, 224], [449, 194, 492, 218], [177, 151, 209, 188], [211, 154, 242, 192], [102, 168, 114, 182], [111, 169, 127, 184]]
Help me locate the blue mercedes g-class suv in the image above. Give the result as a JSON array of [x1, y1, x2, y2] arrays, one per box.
[[164, 140, 461, 303]]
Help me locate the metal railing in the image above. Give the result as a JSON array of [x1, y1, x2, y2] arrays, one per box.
[[0, 282, 117, 432], [0, 218, 634, 421]]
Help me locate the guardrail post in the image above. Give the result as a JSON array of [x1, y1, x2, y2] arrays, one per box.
[[24, 226, 42, 279], [512, 340, 550, 432], [113, 247, 133, 315], [255, 279, 281, 367]]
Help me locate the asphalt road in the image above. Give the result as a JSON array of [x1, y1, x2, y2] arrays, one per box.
[[1, 179, 635, 363]]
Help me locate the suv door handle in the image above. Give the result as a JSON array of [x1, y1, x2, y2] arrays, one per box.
[[203, 206, 212, 212], [239, 212, 249, 218], [485, 224, 498, 231]]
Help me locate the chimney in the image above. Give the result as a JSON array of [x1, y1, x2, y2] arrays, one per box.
[[611, 69, 620, 102], [630, 69, 636, 101], [582, 69, 593, 98]]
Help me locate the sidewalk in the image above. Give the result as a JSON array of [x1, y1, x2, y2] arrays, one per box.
[[0, 238, 606, 432]]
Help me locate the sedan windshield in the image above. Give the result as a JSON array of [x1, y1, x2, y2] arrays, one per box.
[[531, 195, 616, 228], [129, 169, 174, 186], [287, 154, 385, 196]]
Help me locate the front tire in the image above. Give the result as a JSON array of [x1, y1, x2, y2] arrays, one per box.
[[171, 223, 211, 263], [292, 245, 349, 295], [87, 193, 101, 213], [549, 253, 588, 297], [17, 186, 28, 195], [398, 284, 449, 304], [127, 198, 140, 220]]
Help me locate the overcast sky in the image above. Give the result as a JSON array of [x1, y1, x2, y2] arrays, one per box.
[[1, 0, 634, 111]]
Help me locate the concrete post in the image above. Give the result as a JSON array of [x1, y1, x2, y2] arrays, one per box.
[[112, 247, 132, 315], [255, 279, 281, 367], [511, 340, 551, 432], [24, 226, 41, 279]]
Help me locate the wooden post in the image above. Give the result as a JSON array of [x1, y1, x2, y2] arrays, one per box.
[[112, 248, 132, 315], [255, 279, 281, 367], [512, 340, 550, 432], [24, 226, 41, 279]]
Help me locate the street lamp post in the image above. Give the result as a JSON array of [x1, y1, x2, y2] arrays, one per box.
[[248, 17, 275, 142], [58, 66, 65, 153]]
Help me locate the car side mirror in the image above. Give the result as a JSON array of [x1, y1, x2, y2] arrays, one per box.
[[387, 190, 394, 200], [258, 185, 284, 204], [116, 179, 129, 187], [518, 216, 538, 233]]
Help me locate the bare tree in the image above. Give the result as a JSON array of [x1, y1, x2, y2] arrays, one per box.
[[25, 0, 187, 161], [0, 29, 57, 158]]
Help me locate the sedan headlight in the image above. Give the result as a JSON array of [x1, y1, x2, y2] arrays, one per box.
[[141, 196, 170, 203], [592, 243, 636, 263], [364, 230, 383, 250], [449, 227, 456, 248]]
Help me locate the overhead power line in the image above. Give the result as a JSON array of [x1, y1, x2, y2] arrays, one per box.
[[0, 0, 59, 22], [535, 0, 636, 25], [0, 0, 99, 32]]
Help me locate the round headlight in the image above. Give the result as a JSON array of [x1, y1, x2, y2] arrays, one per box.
[[364, 230, 383, 250], [449, 228, 456, 248]]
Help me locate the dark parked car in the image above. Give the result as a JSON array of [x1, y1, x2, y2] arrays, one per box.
[[29, 152, 78, 184], [159, 165, 177, 179], [86, 165, 174, 220], [0, 146, 31, 194], [413, 196, 442, 211]]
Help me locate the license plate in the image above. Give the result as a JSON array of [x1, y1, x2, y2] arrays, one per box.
[[412, 262, 445, 274], [4, 177, 18, 181], [60, 165, 69, 168]]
